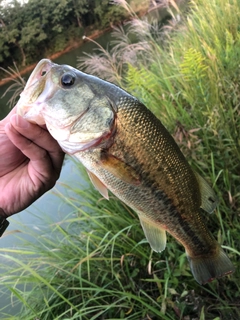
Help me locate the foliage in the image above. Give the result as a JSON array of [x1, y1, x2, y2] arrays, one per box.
[[0, 0, 141, 73], [77, 2, 175, 86], [1, 0, 240, 319]]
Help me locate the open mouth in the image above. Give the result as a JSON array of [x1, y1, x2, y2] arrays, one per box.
[[16, 59, 57, 124], [18, 59, 56, 110], [24, 59, 55, 91]]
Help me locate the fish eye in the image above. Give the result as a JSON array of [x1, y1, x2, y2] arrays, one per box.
[[61, 73, 75, 87]]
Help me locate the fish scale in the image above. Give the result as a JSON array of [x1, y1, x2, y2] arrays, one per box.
[[16, 59, 235, 284]]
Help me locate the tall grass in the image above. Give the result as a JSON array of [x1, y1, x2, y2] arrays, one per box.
[[1, 0, 240, 318], [0, 165, 180, 320]]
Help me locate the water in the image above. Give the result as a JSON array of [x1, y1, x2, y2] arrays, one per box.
[[0, 30, 113, 231], [0, 155, 86, 316], [0, 30, 114, 317], [0, 29, 113, 249]]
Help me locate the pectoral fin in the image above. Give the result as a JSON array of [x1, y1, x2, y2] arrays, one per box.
[[139, 215, 166, 252], [100, 153, 140, 186], [87, 170, 109, 200], [194, 171, 218, 213]]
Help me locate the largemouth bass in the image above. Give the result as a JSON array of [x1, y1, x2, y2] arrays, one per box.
[[16, 59, 234, 285]]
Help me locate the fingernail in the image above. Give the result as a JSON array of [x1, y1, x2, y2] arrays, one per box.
[[11, 114, 30, 129]]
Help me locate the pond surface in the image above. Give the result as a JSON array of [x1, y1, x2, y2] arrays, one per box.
[[0, 30, 113, 317], [0, 29, 113, 233]]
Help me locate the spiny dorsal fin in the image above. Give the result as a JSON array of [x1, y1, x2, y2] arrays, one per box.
[[194, 171, 218, 213], [138, 215, 167, 252], [87, 170, 109, 200]]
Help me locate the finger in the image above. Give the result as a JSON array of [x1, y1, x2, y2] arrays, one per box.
[[5, 122, 60, 188], [9, 114, 65, 175], [5, 122, 49, 162], [10, 114, 56, 151]]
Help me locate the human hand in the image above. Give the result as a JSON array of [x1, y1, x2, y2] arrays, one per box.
[[0, 107, 65, 217]]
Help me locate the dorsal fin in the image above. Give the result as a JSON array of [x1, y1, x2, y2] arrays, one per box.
[[194, 171, 218, 213], [87, 170, 109, 200], [138, 215, 167, 252]]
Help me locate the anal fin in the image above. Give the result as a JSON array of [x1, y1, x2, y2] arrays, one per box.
[[139, 215, 166, 252], [87, 170, 109, 200]]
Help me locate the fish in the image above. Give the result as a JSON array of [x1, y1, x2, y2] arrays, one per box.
[[16, 59, 235, 285]]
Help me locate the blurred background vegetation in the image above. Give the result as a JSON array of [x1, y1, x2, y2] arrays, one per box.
[[0, 0, 148, 73], [0, 0, 240, 319]]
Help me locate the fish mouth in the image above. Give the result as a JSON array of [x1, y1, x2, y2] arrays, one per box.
[[16, 59, 57, 125], [25, 59, 55, 91]]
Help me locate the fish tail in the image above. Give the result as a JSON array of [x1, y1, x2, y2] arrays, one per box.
[[186, 246, 235, 285]]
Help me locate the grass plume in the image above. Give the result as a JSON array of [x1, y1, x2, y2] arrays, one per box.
[[0, 62, 26, 109]]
